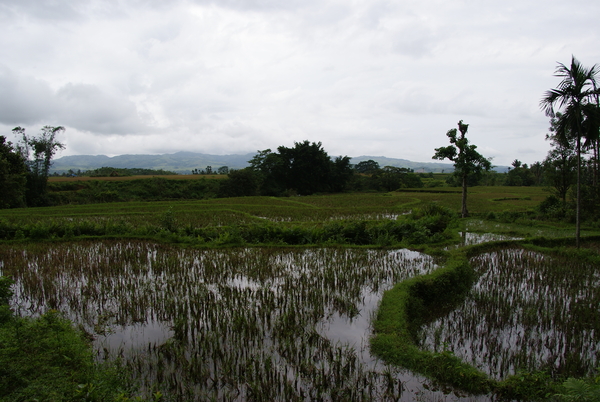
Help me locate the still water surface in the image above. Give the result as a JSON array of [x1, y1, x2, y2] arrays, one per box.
[[2, 241, 492, 401]]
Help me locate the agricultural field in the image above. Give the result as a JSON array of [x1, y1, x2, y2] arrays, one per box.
[[1, 188, 600, 401], [48, 174, 226, 182]]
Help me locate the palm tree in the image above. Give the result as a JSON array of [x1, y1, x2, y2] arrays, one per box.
[[540, 56, 600, 247]]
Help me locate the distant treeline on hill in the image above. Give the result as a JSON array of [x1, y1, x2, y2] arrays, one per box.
[[50, 151, 463, 174], [53, 167, 180, 177]]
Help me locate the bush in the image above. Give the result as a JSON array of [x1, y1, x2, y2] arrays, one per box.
[[0, 284, 142, 401], [538, 195, 566, 219]]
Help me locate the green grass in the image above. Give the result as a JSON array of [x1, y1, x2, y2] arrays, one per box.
[[0, 278, 146, 402]]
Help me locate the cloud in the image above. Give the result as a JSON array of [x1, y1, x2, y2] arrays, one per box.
[[0, 65, 152, 135], [0, 0, 86, 22], [0, 0, 598, 167], [57, 83, 152, 135], [0, 65, 57, 125]]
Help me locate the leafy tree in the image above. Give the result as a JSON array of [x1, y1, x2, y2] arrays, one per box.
[[0, 136, 28, 208], [371, 167, 423, 191], [330, 156, 354, 192], [248, 148, 285, 195], [433, 120, 491, 217], [529, 161, 544, 186], [354, 160, 380, 174], [13, 126, 66, 206], [504, 159, 535, 186], [540, 56, 600, 246], [219, 168, 258, 197], [249, 141, 353, 195], [217, 166, 229, 175], [277, 141, 333, 195], [544, 114, 578, 205]]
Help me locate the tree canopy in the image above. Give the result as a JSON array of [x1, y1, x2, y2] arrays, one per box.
[[0, 136, 28, 208], [11, 126, 66, 207], [249, 141, 353, 196], [433, 120, 491, 217]]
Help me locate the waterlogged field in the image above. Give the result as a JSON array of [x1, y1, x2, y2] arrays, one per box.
[[0, 187, 549, 229], [2, 189, 600, 400], [0, 240, 489, 401], [418, 246, 600, 380]]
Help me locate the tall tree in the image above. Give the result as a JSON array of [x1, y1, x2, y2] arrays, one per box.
[[544, 113, 577, 205], [0, 136, 28, 208], [354, 160, 380, 174], [433, 120, 491, 217], [13, 126, 65, 206], [249, 141, 353, 196], [540, 56, 600, 247]]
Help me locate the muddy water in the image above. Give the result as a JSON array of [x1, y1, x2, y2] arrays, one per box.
[[1, 241, 489, 401], [418, 247, 600, 380]]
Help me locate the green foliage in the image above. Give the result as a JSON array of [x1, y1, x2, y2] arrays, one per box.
[[538, 195, 567, 219], [0, 203, 455, 247], [495, 370, 558, 401], [0, 276, 12, 305], [540, 56, 600, 246], [354, 159, 380, 174], [83, 167, 179, 177], [48, 176, 221, 204], [504, 160, 537, 186], [13, 126, 66, 207], [0, 136, 28, 209], [159, 206, 175, 231], [0, 276, 13, 324], [371, 166, 424, 191], [249, 141, 353, 195], [0, 306, 141, 401], [433, 120, 492, 217], [554, 376, 600, 402], [218, 168, 258, 197]]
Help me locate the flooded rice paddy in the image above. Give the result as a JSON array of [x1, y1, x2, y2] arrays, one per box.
[[0, 241, 488, 401], [418, 247, 600, 380]]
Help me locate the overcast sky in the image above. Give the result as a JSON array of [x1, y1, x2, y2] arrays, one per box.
[[1, 0, 599, 166]]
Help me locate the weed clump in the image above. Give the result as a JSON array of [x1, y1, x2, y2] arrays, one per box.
[[0, 276, 143, 402]]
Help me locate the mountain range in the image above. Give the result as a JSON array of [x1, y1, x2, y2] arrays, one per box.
[[51, 151, 480, 174]]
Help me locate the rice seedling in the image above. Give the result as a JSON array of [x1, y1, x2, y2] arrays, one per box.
[[0, 240, 487, 401], [417, 246, 600, 381]]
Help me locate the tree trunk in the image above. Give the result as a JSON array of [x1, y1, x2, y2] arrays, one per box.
[[576, 135, 581, 248], [461, 172, 469, 218]]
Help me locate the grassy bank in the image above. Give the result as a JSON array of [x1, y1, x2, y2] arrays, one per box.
[[371, 237, 600, 401], [0, 277, 151, 402]]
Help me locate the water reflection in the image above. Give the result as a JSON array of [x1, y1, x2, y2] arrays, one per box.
[[0, 242, 489, 401], [418, 248, 600, 380]]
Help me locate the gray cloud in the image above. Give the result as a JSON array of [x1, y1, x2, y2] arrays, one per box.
[[0, 65, 152, 135], [0, 65, 56, 125], [0, 0, 598, 165], [57, 83, 151, 135], [0, 0, 86, 22]]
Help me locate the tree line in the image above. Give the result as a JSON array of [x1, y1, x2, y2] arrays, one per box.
[[218, 140, 428, 198], [0, 126, 65, 208]]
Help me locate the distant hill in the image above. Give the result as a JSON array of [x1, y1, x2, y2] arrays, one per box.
[[51, 151, 498, 174], [349, 156, 454, 173], [51, 151, 256, 174]]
